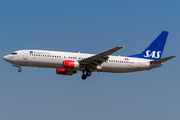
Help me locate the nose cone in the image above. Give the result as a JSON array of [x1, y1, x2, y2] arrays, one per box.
[[3, 55, 8, 61]]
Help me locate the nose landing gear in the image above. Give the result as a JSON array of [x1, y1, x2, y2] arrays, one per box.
[[18, 68, 22, 72], [13, 64, 22, 73]]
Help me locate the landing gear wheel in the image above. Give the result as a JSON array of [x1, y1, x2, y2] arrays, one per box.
[[81, 75, 87, 80], [86, 71, 91, 76], [18, 69, 22, 72]]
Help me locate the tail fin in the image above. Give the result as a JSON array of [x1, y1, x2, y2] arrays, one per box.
[[128, 31, 169, 60]]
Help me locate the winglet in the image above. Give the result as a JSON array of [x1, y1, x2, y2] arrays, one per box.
[[150, 56, 176, 63]]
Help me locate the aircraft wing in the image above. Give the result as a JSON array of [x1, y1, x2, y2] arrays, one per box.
[[80, 46, 124, 68]]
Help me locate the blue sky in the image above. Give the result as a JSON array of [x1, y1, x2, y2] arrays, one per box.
[[0, 0, 179, 120]]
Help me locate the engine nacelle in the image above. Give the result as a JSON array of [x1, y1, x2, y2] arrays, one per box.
[[56, 68, 76, 75], [63, 60, 80, 70]]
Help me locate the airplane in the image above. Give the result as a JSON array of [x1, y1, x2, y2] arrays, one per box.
[[3, 31, 176, 80]]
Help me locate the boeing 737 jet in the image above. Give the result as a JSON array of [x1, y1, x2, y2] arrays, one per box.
[[3, 31, 175, 80]]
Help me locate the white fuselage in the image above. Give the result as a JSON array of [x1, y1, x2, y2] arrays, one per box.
[[3, 50, 162, 73]]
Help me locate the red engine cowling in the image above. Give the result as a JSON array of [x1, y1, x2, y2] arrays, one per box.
[[56, 68, 76, 75], [63, 60, 80, 70]]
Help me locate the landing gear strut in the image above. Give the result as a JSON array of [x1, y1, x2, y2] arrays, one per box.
[[13, 64, 22, 73]]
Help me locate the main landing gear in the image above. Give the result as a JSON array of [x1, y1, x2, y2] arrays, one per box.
[[81, 70, 92, 80]]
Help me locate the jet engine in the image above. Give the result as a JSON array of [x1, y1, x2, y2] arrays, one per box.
[[56, 68, 76, 75], [63, 60, 80, 70]]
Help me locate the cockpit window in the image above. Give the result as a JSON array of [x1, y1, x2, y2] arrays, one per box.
[[10, 52, 17, 55]]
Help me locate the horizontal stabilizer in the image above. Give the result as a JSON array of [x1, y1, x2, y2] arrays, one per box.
[[150, 56, 176, 63]]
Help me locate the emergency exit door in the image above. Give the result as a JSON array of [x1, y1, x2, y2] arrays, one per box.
[[23, 51, 28, 59]]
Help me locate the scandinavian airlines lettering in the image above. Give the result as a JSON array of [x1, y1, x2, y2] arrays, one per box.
[[144, 50, 161, 58], [33, 51, 50, 55]]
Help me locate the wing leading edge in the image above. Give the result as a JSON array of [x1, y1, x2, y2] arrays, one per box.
[[80, 46, 124, 68]]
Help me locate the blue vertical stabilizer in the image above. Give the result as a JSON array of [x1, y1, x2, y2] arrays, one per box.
[[128, 31, 169, 60]]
